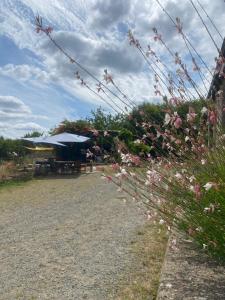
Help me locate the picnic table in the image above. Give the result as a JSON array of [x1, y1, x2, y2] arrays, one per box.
[[35, 159, 81, 175], [34, 159, 93, 175]]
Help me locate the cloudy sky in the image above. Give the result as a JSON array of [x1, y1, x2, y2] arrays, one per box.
[[0, 0, 224, 138]]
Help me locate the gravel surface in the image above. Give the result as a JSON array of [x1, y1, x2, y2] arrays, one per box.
[[0, 173, 145, 300]]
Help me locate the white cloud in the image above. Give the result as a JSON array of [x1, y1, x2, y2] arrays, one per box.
[[89, 0, 131, 29], [0, 64, 50, 83], [0, 95, 31, 114], [0, 95, 47, 138], [13, 122, 45, 131], [0, 0, 225, 131]]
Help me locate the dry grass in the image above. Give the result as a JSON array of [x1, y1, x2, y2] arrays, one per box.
[[0, 161, 16, 180], [114, 223, 168, 300]]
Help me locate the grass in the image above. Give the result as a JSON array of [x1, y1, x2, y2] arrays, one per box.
[[0, 174, 33, 191], [114, 223, 168, 300]]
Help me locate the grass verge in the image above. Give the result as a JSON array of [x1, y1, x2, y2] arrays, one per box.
[[114, 223, 168, 300], [0, 174, 33, 191]]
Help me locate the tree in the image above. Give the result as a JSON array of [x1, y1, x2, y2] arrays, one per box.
[[23, 131, 43, 138], [88, 107, 124, 131]]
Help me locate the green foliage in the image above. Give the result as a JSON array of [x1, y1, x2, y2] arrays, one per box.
[[51, 119, 91, 134], [0, 137, 27, 162], [118, 129, 134, 143], [23, 131, 43, 138], [88, 107, 124, 130], [128, 142, 152, 156], [157, 141, 225, 261]]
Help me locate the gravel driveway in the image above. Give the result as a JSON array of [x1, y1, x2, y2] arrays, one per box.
[[0, 173, 145, 300]]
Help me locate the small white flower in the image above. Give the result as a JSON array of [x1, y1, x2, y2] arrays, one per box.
[[189, 175, 196, 183], [159, 219, 165, 225], [201, 159, 206, 165], [204, 207, 210, 213], [203, 182, 213, 191], [120, 168, 127, 175], [189, 185, 194, 191], [164, 113, 171, 125], [196, 227, 203, 232], [203, 243, 207, 249], [201, 107, 208, 114], [185, 136, 190, 142], [175, 172, 182, 180], [134, 139, 141, 144]]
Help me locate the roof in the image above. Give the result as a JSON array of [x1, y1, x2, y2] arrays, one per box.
[[22, 132, 90, 146]]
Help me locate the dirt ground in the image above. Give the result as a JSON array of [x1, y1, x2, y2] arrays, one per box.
[[0, 173, 166, 300]]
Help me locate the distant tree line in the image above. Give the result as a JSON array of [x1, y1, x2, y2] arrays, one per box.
[[0, 100, 206, 162]]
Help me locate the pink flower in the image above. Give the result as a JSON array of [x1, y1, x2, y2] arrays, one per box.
[[174, 117, 182, 129], [111, 163, 120, 171], [45, 26, 53, 34], [194, 184, 201, 200], [92, 129, 99, 136], [106, 175, 112, 182], [209, 111, 217, 125], [187, 112, 197, 123]]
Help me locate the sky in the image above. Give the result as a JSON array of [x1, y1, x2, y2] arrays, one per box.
[[0, 0, 225, 138]]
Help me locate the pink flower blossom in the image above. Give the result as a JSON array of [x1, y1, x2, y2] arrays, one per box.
[[174, 117, 182, 129], [111, 163, 120, 171], [187, 112, 197, 123], [106, 175, 113, 182], [209, 111, 217, 125], [194, 184, 201, 200]]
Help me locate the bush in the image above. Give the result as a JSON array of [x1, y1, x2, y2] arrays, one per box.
[[0, 137, 27, 162], [105, 100, 225, 261]]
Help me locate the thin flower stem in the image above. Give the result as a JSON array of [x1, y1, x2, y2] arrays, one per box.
[[155, 0, 213, 76], [46, 32, 134, 110], [189, 0, 220, 53], [196, 0, 224, 42]]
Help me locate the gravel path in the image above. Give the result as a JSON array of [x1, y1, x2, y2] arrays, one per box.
[[0, 174, 145, 300]]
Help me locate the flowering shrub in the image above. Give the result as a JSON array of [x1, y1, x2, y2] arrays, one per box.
[[35, 6, 225, 261], [104, 105, 225, 261]]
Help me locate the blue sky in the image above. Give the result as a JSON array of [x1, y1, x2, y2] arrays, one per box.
[[0, 0, 225, 138]]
